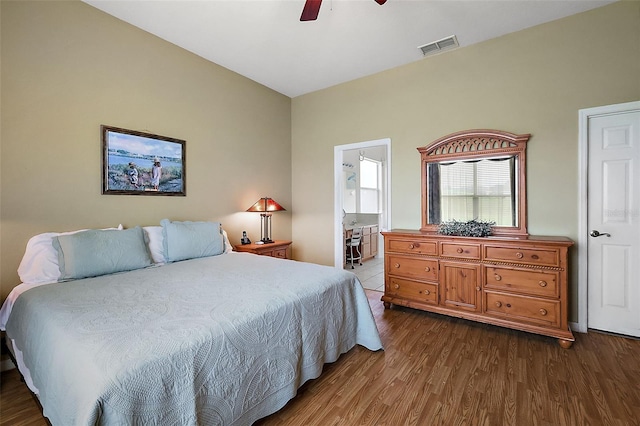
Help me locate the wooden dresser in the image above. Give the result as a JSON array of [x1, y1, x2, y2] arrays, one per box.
[[382, 230, 575, 348], [233, 240, 292, 259]]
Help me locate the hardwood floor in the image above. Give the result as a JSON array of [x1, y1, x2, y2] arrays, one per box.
[[0, 368, 48, 426], [2, 290, 639, 425]]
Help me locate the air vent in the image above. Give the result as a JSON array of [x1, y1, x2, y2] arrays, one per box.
[[418, 35, 459, 56]]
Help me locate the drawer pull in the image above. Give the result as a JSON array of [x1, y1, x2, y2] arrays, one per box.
[[539, 308, 548, 316], [409, 244, 415, 249], [394, 263, 400, 268], [516, 252, 524, 259], [394, 284, 400, 289], [539, 280, 548, 287], [494, 274, 502, 281], [532, 254, 539, 260], [420, 290, 431, 295], [475, 286, 481, 291], [424, 266, 431, 272], [495, 301, 502, 308], [457, 248, 464, 253]]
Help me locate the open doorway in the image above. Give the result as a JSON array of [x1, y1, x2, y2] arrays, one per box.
[[333, 138, 391, 290]]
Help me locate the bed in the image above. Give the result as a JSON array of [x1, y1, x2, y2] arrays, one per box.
[[0, 220, 383, 425]]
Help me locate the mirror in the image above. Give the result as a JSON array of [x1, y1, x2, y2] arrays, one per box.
[[427, 156, 517, 226], [418, 130, 530, 236]]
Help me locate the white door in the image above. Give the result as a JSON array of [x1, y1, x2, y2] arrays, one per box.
[[587, 108, 640, 337]]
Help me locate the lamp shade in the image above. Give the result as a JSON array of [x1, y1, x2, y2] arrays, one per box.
[[246, 197, 286, 213]]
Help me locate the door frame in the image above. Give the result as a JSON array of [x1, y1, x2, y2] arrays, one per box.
[[576, 100, 640, 333], [333, 138, 391, 268]]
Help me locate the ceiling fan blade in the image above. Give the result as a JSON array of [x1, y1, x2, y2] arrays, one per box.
[[300, 0, 322, 21], [374, 0, 387, 4]]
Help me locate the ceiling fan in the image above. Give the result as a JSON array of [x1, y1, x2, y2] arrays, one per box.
[[300, 0, 387, 21]]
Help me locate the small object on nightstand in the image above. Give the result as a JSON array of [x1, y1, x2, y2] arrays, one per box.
[[240, 231, 251, 245]]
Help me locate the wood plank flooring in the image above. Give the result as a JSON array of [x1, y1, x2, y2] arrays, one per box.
[[1, 290, 639, 425]]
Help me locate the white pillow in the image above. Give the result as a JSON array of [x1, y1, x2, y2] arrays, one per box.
[[143, 226, 166, 264], [222, 230, 233, 254], [143, 225, 233, 265], [17, 225, 123, 284]]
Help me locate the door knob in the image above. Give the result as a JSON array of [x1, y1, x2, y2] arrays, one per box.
[[590, 230, 611, 238]]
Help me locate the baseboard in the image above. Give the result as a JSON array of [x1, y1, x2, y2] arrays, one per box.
[[570, 321, 586, 333]]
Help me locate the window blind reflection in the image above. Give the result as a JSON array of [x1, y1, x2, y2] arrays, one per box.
[[438, 157, 514, 226]]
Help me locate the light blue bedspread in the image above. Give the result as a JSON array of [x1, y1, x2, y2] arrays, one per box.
[[6, 253, 383, 425]]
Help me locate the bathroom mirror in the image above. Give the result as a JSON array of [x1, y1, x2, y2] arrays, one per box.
[[418, 129, 531, 236]]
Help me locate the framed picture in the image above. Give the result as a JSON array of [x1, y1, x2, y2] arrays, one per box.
[[101, 125, 186, 196]]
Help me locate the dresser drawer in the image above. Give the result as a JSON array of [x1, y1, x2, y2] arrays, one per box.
[[387, 255, 438, 281], [440, 242, 480, 260], [387, 277, 438, 304], [485, 266, 559, 298], [484, 245, 560, 267], [485, 291, 560, 327], [387, 239, 437, 255], [272, 248, 288, 259]]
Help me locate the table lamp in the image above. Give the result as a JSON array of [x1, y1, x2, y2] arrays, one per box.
[[246, 197, 286, 243]]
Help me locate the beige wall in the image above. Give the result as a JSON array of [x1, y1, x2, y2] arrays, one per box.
[[0, 1, 292, 300], [291, 1, 640, 321], [1, 1, 638, 322]]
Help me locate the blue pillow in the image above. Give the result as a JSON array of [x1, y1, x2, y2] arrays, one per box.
[[53, 227, 153, 280], [160, 219, 224, 263]]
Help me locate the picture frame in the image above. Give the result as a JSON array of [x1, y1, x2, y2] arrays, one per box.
[[101, 125, 186, 196]]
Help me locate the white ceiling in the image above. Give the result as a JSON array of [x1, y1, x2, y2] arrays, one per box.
[[83, 0, 614, 98]]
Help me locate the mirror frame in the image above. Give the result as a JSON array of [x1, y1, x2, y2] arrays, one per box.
[[418, 129, 531, 237]]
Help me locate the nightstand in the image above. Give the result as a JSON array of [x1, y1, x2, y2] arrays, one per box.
[[233, 240, 292, 260]]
